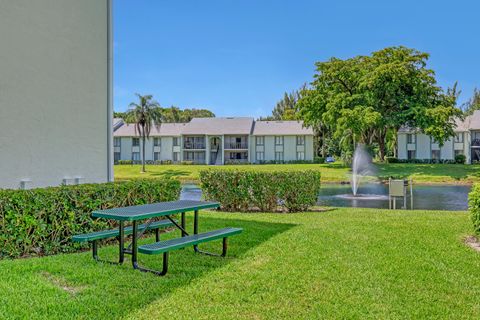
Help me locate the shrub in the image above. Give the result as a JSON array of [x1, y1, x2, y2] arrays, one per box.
[[385, 157, 398, 163], [314, 157, 325, 164], [455, 154, 466, 164], [117, 160, 133, 165], [181, 160, 194, 165], [0, 179, 181, 259], [469, 183, 480, 235], [200, 170, 321, 213]]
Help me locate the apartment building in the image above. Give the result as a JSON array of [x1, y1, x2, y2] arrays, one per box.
[[0, 0, 112, 189], [397, 110, 480, 163], [113, 117, 314, 164]]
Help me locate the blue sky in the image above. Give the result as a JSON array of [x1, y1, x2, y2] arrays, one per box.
[[114, 0, 479, 118]]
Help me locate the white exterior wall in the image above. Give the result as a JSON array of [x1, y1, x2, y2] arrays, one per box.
[[0, 0, 111, 189], [398, 131, 471, 162], [120, 138, 132, 160], [440, 139, 454, 160], [305, 136, 314, 160], [416, 134, 430, 159], [397, 134, 407, 159]]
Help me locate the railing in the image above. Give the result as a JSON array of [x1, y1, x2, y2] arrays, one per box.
[[224, 142, 248, 149], [472, 139, 480, 147], [183, 142, 205, 149]]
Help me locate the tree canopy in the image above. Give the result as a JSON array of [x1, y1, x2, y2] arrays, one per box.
[[297, 46, 462, 160], [115, 106, 215, 123]]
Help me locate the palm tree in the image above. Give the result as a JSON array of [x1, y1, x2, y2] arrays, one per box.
[[127, 94, 162, 173]]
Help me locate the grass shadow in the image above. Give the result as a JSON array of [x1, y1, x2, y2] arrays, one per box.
[[0, 215, 295, 319], [149, 169, 192, 179]]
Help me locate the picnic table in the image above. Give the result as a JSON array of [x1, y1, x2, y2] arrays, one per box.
[[73, 200, 243, 276]]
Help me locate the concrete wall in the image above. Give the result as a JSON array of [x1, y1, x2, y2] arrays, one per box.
[[0, 0, 111, 189]]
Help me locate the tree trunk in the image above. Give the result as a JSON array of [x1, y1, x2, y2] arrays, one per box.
[[142, 129, 146, 173], [378, 129, 386, 161]]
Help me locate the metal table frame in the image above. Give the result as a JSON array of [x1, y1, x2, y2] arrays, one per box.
[[92, 200, 220, 275]]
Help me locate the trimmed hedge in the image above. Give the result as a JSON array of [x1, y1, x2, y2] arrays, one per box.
[[385, 157, 464, 164], [200, 170, 321, 212], [469, 183, 480, 235], [0, 179, 181, 259]]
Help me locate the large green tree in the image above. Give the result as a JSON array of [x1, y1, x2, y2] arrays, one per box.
[[127, 94, 162, 173], [297, 46, 462, 160], [463, 88, 480, 115]]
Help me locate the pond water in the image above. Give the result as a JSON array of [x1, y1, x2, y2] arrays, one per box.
[[319, 183, 470, 211], [180, 183, 471, 211]]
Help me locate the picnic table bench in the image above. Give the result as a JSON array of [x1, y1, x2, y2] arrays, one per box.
[[73, 200, 242, 276]]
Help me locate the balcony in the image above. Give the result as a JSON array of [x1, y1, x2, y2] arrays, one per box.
[[224, 142, 248, 149], [183, 142, 205, 149], [472, 139, 480, 147]]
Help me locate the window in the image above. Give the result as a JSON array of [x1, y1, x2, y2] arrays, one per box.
[[296, 151, 305, 160], [132, 138, 140, 147], [256, 136, 264, 146], [153, 137, 161, 147], [154, 152, 160, 161], [454, 132, 464, 143], [132, 152, 140, 161], [275, 136, 284, 145], [296, 136, 305, 146], [431, 150, 440, 160], [173, 137, 180, 147], [114, 152, 120, 162], [114, 137, 121, 147], [407, 134, 416, 144], [455, 149, 464, 157], [173, 152, 179, 162], [275, 151, 284, 161], [256, 152, 264, 161], [407, 150, 416, 160]]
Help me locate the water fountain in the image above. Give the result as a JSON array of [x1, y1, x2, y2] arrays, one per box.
[[351, 144, 376, 196], [334, 144, 388, 201]]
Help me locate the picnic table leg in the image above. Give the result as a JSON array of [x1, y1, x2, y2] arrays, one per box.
[[119, 221, 125, 264], [132, 220, 169, 276], [181, 212, 186, 237], [193, 210, 199, 251]]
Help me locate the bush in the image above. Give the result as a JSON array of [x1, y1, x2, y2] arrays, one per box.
[[385, 157, 398, 163], [180, 160, 194, 165], [117, 160, 133, 165], [314, 157, 325, 164], [469, 183, 480, 235], [200, 170, 321, 212], [455, 154, 466, 164], [0, 179, 181, 259]]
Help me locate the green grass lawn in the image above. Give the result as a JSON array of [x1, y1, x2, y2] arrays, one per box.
[[115, 163, 480, 184], [2, 208, 480, 319]]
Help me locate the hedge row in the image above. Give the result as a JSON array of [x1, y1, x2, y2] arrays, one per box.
[[200, 170, 321, 212], [0, 179, 181, 259], [469, 183, 480, 235], [386, 155, 466, 164]]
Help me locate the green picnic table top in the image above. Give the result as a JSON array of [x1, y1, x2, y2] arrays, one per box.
[[92, 200, 220, 221]]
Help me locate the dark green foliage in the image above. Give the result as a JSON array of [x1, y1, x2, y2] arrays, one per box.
[[0, 179, 181, 258], [200, 170, 321, 212], [469, 183, 480, 235], [386, 157, 399, 163], [455, 154, 466, 164]]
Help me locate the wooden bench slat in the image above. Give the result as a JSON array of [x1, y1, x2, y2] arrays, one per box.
[[72, 220, 175, 243], [138, 227, 243, 255]]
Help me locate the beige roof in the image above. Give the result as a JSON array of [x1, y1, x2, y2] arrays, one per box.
[[113, 123, 186, 137], [181, 117, 254, 135], [399, 110, 480, 133], [252, 120, 313, 136], [455, 110, 480, 131]]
